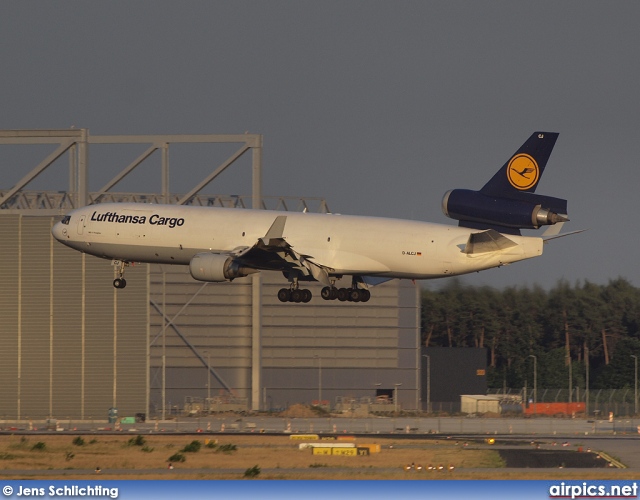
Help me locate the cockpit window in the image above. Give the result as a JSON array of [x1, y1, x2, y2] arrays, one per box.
[[61, 215, 71, 225]]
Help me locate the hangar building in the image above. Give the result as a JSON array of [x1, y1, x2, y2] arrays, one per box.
[[0, 130, 421, 420]]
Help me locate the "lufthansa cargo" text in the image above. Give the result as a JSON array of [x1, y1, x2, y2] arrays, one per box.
[[90, 211, 185, 228]]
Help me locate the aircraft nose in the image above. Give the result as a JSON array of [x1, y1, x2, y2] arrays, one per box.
[[51, 220, 68, 241]]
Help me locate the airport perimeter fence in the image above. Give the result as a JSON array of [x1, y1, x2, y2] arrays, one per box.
[[171, 390, 637, 418], [486, 387, 639, 418], [3, 388, 637, 428], [2, 415, 640, 436]]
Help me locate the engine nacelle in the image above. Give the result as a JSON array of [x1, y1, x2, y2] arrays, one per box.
[[189, 253, 253, 282], [442, 189, 568, 230]]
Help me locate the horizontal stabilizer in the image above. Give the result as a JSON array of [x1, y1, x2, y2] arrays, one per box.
[[541, 219, 567, 237], [543, 229, 587, 243], [463, 229, 518, 254]]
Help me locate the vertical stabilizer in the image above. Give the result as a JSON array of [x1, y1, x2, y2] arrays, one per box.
[[480, 132, 559, 198], [442, 131, 567, 235]]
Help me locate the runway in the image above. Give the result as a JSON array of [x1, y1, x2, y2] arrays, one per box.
[[2, 416, 639, 470]]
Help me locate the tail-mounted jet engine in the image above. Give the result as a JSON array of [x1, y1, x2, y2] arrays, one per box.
[[442, 189, 568, 234], [189, 253, 255, 282]]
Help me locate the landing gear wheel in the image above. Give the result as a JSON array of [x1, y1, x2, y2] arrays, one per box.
[[113, 278, 127, 289], [302, 289, 312, 303], [277, 288, 291, 302], [291, 289, 304, 303], [322, 286, 339, 300], [360, 289, 371, 302], [348, 288, 361, 302], [337, 288, 349, 302]]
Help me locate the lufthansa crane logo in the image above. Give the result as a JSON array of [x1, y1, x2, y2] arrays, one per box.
[[507, 154, 539, 190]]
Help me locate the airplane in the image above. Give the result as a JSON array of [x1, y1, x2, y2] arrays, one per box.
[[52, 131, 570, 304]]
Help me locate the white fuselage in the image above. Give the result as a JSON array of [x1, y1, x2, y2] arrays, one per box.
[[52, 203, 543, 280]]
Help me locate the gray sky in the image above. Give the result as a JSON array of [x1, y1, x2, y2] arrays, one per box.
[[1, 1, 639, 290]]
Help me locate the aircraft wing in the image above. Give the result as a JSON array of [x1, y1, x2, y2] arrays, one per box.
[[230, 215, 333, 285]]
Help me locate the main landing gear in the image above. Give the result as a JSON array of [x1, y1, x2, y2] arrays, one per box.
[[277, 273, 313, 303], [276, 286, 370, 303], [277, 287, 312, 303], [276, 274, 371, 304], [320, 286, 371, 302]]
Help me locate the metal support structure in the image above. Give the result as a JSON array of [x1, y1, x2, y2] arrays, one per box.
[[1, 129, 371, 418], [314, 355, 322, 404], [178, 144, 250, 205], [585, 346, 589, 416], [150, 299, 234, 395], [415, 285, 421, 411], [87, 133, 261, 207], [162, 143, 169, 204], [0, 139, 78, 207], [113, 276, 118, 409], [422, 355, 430, 413], [2, 129, 265, 409], [145, 264, 151, 423], [528, 355, 537, 414], [81, 253, 86, 420], [78, 129, 88, 208], [0, 130, 264, 211], [94, 145, 159, 202], [69, 143, 77, 197], [250, 136, 263, 411], [394, 383, 402, 413], [251, 275, 262, 411], [567, 354, 572, 404], [632, 355, 638, 415], [161, 270, 167, 421], [205, 351, 211, 408]]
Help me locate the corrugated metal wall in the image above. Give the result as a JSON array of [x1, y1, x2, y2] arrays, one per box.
[[0, 216, 20, 419], [0, 214, 420, 418], [0, 215, 148, 420], [149, 266, 420, 413]]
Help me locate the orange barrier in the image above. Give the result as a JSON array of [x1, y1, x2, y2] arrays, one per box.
[[524, 402, 585, 415]]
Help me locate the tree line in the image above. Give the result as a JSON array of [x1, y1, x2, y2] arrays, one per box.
[[421, 278, 640, 390]]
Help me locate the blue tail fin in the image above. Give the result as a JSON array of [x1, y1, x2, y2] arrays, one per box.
[[480, 132, 559, 197], [442, 132, 568, 235]]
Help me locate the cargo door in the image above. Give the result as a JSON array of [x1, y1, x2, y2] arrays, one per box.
[[77, 215, 86, 235]]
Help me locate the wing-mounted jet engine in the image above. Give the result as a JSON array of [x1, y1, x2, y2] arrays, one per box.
[[189, 253, 255, 282]]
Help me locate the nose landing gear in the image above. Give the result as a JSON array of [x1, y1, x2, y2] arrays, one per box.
[[112, 260, 129, 289], [113, 277, 127, 289]]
